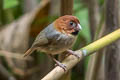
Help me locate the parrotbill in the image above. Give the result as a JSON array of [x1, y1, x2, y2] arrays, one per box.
[[23, 15, 82, 71]]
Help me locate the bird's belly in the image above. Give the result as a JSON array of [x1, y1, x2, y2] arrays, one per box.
[[39, 37, 75, 55]]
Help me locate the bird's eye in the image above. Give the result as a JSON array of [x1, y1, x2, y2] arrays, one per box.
[[69, 21, 76, 27]]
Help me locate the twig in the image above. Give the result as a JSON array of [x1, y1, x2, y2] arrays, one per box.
[[42, 29, 120, 80], [0, 50, 33, 61], [7, 65, 41, 76], [0, 50, 34, 76]]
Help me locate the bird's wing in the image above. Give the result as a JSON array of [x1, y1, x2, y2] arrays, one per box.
[[31, 23, 57, 48], [31, 31, 49, 48]]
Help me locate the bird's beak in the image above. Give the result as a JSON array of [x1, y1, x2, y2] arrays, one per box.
[[71, 24, 82, 36], [78, 24, 82, 30]]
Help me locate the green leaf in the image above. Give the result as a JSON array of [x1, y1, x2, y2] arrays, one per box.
[[4, 0, 19, 9]]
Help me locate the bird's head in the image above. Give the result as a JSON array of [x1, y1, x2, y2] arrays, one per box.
[[54, 15, 82, 36]]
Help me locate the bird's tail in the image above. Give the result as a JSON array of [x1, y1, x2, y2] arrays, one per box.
[[23, 48, 35, 57]]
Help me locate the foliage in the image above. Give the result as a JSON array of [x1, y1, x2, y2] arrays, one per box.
[[4, 0, 19, 9]]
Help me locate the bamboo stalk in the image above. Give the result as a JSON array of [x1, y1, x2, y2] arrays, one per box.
[[42, 29, 120, 80], [59, 0, 73, 80], [105, 0, 119, 79]]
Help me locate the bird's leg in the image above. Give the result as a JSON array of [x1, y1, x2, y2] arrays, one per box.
[[49, 54, 67, 71], [66, 50, 80, 58]]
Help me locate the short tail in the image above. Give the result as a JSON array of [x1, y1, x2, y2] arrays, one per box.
[[23, 48, 35, 57]]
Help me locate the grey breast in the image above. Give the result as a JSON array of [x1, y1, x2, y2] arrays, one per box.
[[38, 23, 76, 55]]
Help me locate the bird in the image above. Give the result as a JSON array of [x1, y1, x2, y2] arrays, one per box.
[[23, 15, 82, 71]]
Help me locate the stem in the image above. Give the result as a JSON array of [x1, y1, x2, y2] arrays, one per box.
[[94, 8, 105, 40], [81, 29, 120, 55], [59, 0, 73, 80], [85, 4, 105, 80], [42, 29, 120, 80], [105, 0, 119, 79]]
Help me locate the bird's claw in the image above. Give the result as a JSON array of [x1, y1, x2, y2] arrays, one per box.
[[67, 50, 80, 59], [55, 61, 67, 71], [73, 52, 80, 59]]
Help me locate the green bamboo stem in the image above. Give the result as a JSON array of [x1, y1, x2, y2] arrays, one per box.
[[42, 29, 120, 80], [81, 29, 120, 55]]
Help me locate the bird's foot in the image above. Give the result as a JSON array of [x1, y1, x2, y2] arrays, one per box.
[[48, 54, 67, 71], [55, 60, 67, 71], [67, 50, 80, 59]]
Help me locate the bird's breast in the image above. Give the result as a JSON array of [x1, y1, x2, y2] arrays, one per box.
[[39, 26, 76, 55]]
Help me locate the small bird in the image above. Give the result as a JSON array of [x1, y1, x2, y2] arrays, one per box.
[[23, 15, 82, 71]]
